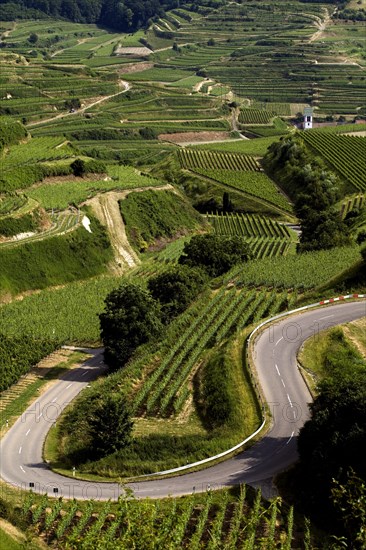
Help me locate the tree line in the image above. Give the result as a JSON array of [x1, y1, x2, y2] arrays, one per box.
[[0, 0, 226, 31], [263, 135, 350, 252]]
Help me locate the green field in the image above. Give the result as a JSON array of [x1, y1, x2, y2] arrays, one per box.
[[0, 3, 365, 547]]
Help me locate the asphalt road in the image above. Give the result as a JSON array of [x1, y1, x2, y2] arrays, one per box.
[[1, 301, 365, 500]]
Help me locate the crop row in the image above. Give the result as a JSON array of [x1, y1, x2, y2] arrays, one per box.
[[229, 246, 361, 290], [134, 285, 288, 417], [1, 137, 75, 172], [301, 132, 366, 192], [178, 149, 260, 172], [339, 193, 365, 219], [206, 213, 292, 239], [21, 486, 299, 549], [195, 169, 293, 212], [0, 211, 80, 249], [0, 193, 27, 216], [238, 109, 273, 125]]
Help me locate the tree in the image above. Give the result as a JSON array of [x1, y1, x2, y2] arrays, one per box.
[[99, 282, 163, 370], [88, 394, 133, 457], [222, 192, 233, 213], [148, 265, 207, 323], [70, 158, 86, 177], [28, 32, 38, 44], [179, 234, 251, 277], [331, 471, 366, 549], [297, 370, 366, 528]]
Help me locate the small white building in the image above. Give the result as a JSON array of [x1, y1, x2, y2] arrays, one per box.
[[303, 107, 313, 129]]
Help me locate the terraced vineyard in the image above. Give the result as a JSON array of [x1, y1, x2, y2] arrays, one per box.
[[228, 246, 361, 290], [301, 132, 366, 192], [0, 210, 80, 249], [339, 194, 365, 219], [132, 286, 289, 417], [206, 213, 296, 258], [21, 486, 299, 550], [0, 193, 27, 216], [238, 109, 273, 125], [0, 137, 75, 170], [197, 170, 293, 213], [178, 149, 260, 172]]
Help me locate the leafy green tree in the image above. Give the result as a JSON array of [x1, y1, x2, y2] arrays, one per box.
[[179, 234, 251, 277], [88, 394, 133, 457], [70, 158, 86, 177], [331, 471, 366, 549], [148, 265, 207, 323], [28, 32, 38, 44], [99, 282, 163, 370], [297, 370, 366, 528]]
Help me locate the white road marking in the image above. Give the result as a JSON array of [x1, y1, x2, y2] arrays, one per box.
[[81, 371, 88, 377], [275, 364, 281, 376], [287, 394, 293, 408], [26, 429, 31, 436], [275, 337, 283, 347], [281, 379, 286, 388], [52, 398, 57, 402], [318, 314, 334, 320], [20, 465, 26, 473], [37, 413, 43, 420], [66, 383, 73, 389], [286, 431, 295, 445], [18, 446, 22, 454]]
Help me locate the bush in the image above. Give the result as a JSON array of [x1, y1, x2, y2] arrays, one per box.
[[99, 282, 163, 371], [148, 265, 208, 323], [179, 234, 251, 277]]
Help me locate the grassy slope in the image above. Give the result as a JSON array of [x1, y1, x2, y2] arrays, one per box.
[[0, 212, 112, 297], [120, 189, 205, 251]]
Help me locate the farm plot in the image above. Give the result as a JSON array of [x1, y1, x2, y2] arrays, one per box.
[[339, 194, 365, 219], [0, 137, 75, 171], [230, 246, 361, 290], [132, 285, 289, 417], [238, 109, 274, 125], [301, 131, 366, 192], [27, 167, 163, 210], [21, 486, 298, 549], [178, 149, 260, 171], [195, 169, 293, 213], [206, 213, 296, 258]]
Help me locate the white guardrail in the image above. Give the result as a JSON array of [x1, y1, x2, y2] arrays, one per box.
[[138, 293, 365, 478]]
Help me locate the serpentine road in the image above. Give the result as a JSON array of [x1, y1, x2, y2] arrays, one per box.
[[1, 301, 365, 500]]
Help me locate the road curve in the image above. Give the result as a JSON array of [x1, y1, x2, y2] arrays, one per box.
[[1, 301, 365, 500]]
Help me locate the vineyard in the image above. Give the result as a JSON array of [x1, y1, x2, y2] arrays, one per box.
[[228, 246, 361, 290], [132, 286, 290, 417], [196, 170, 293, 213], [238, 109, 273, 125], [0, 137, 76, 171], [0, 193, 27, 216], [206, 213, 297, 259], [178, 150, 260, 172], [0, 210, 81, 249], [339, 193, 365, 219], [301, 132, 366, 192], [20, 487, 304, 550]]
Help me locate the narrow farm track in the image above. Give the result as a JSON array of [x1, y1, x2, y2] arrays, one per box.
[[26, 80, 131, 128], [85, 185, 173, 274], [1, 301, 364, 500]]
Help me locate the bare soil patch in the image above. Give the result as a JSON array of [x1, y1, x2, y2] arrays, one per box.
[[158, 131, 232, 145], [85, 185, 172, 274], [30, 173, 107, 188], [117, 62, 154, 74], [115, 46, 152, 56]]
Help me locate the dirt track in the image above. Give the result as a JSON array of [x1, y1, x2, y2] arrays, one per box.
[[86, 185, 173, 274]]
